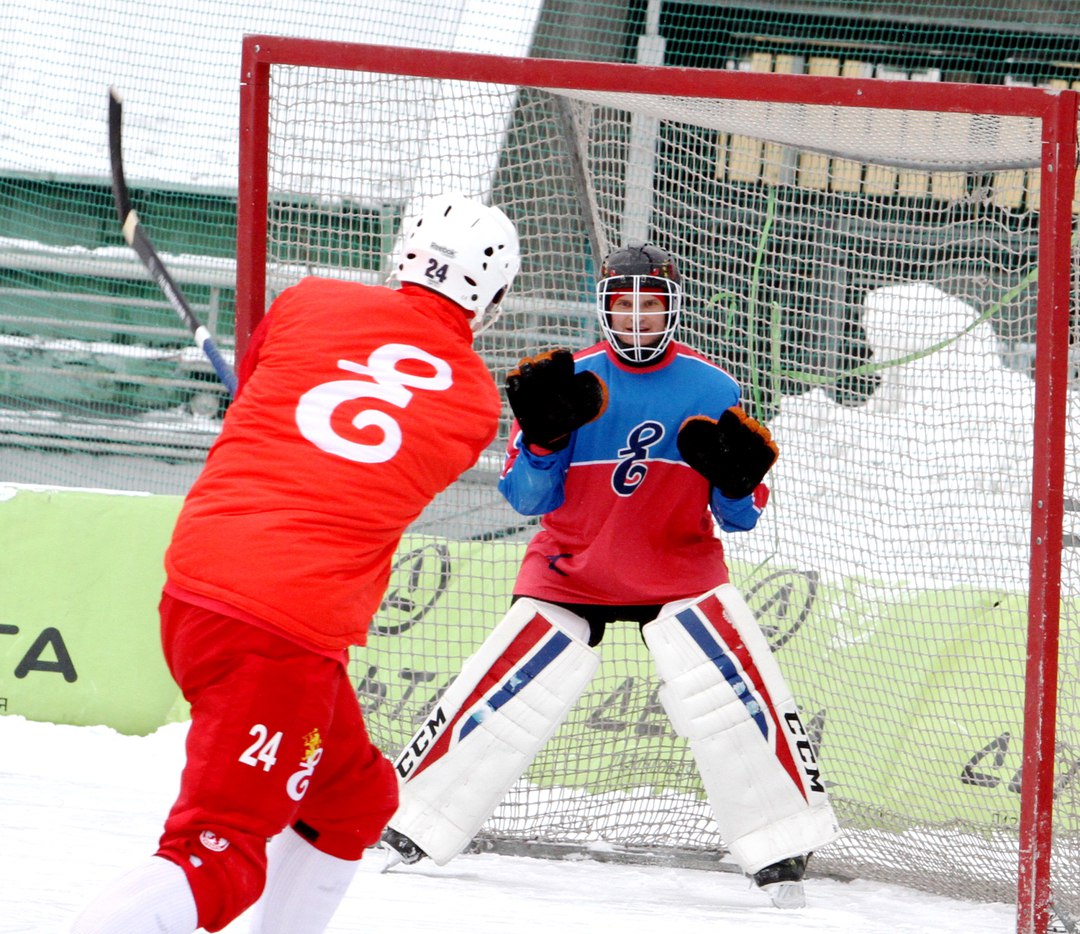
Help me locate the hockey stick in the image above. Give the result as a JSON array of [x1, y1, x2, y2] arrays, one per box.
[[108, 87, 238, 398]]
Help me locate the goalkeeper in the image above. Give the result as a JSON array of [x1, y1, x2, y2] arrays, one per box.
[[380, 242, 839, 909]]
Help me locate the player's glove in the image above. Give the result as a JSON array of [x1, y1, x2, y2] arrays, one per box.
[[677, 406, 779, 499], [506, 348, 608, 452]]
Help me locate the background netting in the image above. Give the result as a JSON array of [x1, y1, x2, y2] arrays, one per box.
[[257, 54, 1079, 915], [5, 0, 1080, 923], [4, 1, 1078, 490]]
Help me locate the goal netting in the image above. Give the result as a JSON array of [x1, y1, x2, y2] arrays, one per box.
[[239, 38, 1079, 925]]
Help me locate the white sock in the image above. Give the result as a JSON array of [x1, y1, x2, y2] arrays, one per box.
[[70, 856, 197, 934], [247, 827, 359, 934]]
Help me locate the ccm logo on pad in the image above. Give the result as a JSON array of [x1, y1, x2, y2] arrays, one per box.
[[394, 705, 449, 780]]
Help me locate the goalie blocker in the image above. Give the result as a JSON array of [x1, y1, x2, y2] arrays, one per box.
[[643, 583, 839, 874], [386, 598, 600, 865]]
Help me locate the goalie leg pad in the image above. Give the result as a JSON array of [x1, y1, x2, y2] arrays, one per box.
[[388, 599, 599, 865], [643, 583, 838, 874]]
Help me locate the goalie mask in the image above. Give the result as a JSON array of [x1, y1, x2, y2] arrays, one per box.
[[396, 192, 521, 334], [596, 241, 682, 364]]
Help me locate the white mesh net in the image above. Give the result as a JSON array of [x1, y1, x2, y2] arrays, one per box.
[[257, 59, 1080, 919], [549, 87, 1045, 170]]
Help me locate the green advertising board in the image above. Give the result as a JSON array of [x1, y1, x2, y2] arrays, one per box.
[[0, 486, 1061, 836], [0, 486, 183, 734]]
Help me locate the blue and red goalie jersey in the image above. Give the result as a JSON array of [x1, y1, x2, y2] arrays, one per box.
[[499, 340, 769, 607]]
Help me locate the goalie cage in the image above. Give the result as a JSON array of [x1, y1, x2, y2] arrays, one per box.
[[236, 36, 1079, 934]]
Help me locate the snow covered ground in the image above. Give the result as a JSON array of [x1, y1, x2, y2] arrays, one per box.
[[1, 714, 1017, 933]]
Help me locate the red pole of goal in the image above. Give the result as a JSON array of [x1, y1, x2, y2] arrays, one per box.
[[235, 38, 272, 366], [1017, 88, 1078, 934]]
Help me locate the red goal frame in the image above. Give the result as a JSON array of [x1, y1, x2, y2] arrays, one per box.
[[236, 35, 1077, 934]]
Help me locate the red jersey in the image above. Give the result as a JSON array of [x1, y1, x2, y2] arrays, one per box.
[[165, 279, 500, 651]]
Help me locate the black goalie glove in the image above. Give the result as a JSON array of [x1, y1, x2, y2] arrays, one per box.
[[506, 348, 608, 452], [677, 406, 779, 499]]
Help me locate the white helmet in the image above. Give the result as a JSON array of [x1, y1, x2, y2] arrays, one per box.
[[395, 192, 521, 334]]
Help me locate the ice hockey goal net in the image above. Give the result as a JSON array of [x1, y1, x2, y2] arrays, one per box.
[[237, 36, 1079, 933]]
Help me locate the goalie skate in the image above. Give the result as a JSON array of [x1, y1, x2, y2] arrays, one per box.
[[377, 826, 427, 872], [752, 853, 809, 909]]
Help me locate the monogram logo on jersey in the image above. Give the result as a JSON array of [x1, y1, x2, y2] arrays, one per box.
[[286, 728, 324, 802], [295, 343, 453, 464], [199, 830, 230, 853], [611, 421, 664, 496]]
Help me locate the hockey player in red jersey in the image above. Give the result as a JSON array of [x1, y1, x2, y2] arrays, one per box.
[[69, 192, 520, 934], [379, 242, 838, 909]]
